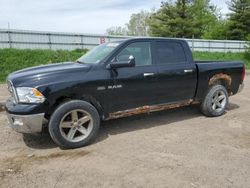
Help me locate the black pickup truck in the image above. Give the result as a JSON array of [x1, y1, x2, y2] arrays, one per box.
[[5, 38, 245, 148]]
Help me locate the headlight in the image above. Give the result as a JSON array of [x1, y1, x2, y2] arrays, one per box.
[[16, 87, 45, 103], [7, 81, 13, 93]]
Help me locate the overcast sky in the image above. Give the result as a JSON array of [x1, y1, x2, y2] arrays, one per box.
[[0, 0, 229, 34]]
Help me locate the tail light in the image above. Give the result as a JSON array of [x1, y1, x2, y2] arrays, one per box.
[[241, 64, 245, 82]]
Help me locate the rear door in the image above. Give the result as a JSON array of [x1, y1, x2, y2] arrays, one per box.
[[153, 40, 197, 104]]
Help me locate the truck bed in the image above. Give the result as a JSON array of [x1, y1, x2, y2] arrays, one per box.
[[194, 60, 244, 101]]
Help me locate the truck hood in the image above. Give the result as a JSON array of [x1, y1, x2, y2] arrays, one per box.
[[8, 62, 92, 87]]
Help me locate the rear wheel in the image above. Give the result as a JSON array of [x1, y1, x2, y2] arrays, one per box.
[[48, 100, 100, 149], [201, 85, 228, 117]]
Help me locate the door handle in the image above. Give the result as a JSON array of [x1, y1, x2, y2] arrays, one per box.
[[144, 73, 155, 77], [184, 69, 194, 73]]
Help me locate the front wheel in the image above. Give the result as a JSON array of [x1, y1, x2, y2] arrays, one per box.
[[48, 100, 100, 149], [201, 85, 229, 117]]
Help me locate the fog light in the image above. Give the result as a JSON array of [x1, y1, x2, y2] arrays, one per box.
[[12, 117, 24, 126]]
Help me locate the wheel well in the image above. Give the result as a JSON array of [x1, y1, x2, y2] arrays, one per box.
[[208, 73, 232, 94], [46, 96, 104, 119]]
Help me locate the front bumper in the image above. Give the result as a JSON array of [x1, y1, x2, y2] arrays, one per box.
[[6, 112, 45, 133]]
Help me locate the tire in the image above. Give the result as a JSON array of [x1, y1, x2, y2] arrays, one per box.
[[48, 100, 100, 149], [201, 84, 229, 117]]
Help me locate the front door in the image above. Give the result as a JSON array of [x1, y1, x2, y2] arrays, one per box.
[[108, 41, 159, 113]]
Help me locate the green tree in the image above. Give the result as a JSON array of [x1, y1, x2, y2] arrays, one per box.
[[148, 0, 219, 38], [191, 0, 219, 37], [227, 0, 250, 40], [202, 20, 228, 39], [148, 0, 193, 38]]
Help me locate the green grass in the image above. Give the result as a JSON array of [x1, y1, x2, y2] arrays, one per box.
[[0, 48, 87, 82], [0, 49, 249, 83], [193, 51, 250, 68]]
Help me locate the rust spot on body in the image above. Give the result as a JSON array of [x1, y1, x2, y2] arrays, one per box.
[[107, 100, 195, 120], [209, 73, 232, 87]]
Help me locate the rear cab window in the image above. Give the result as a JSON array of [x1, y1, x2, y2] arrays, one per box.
[[154, 41, 187, 64]]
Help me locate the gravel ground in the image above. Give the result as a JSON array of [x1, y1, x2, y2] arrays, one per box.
[[0, 73, 249, 188]]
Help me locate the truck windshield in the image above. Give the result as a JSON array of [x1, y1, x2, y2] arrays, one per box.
[[77, 42, 121, 64]]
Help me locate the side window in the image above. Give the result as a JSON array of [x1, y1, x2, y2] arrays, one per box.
[[117, 42, 152, 66], [155, 42, 186, 64]]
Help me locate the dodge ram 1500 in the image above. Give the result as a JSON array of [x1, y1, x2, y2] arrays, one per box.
[[5, 38, 245, 148]]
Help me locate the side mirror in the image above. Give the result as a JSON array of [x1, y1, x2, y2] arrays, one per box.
[[107, 55, 135, 69]]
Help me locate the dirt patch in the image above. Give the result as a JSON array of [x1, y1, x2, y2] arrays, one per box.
[[0, 150, 89, 180], [0, 84, 9, 103], [0, 103, 4, 112]]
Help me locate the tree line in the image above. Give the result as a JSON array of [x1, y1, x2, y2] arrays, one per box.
[[106, 0, 250, 41]]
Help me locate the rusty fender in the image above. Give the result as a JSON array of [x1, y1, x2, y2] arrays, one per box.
[[209, 73, 232, 87], [107, 99, 198, 120], [208, 73, 233, 95]]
